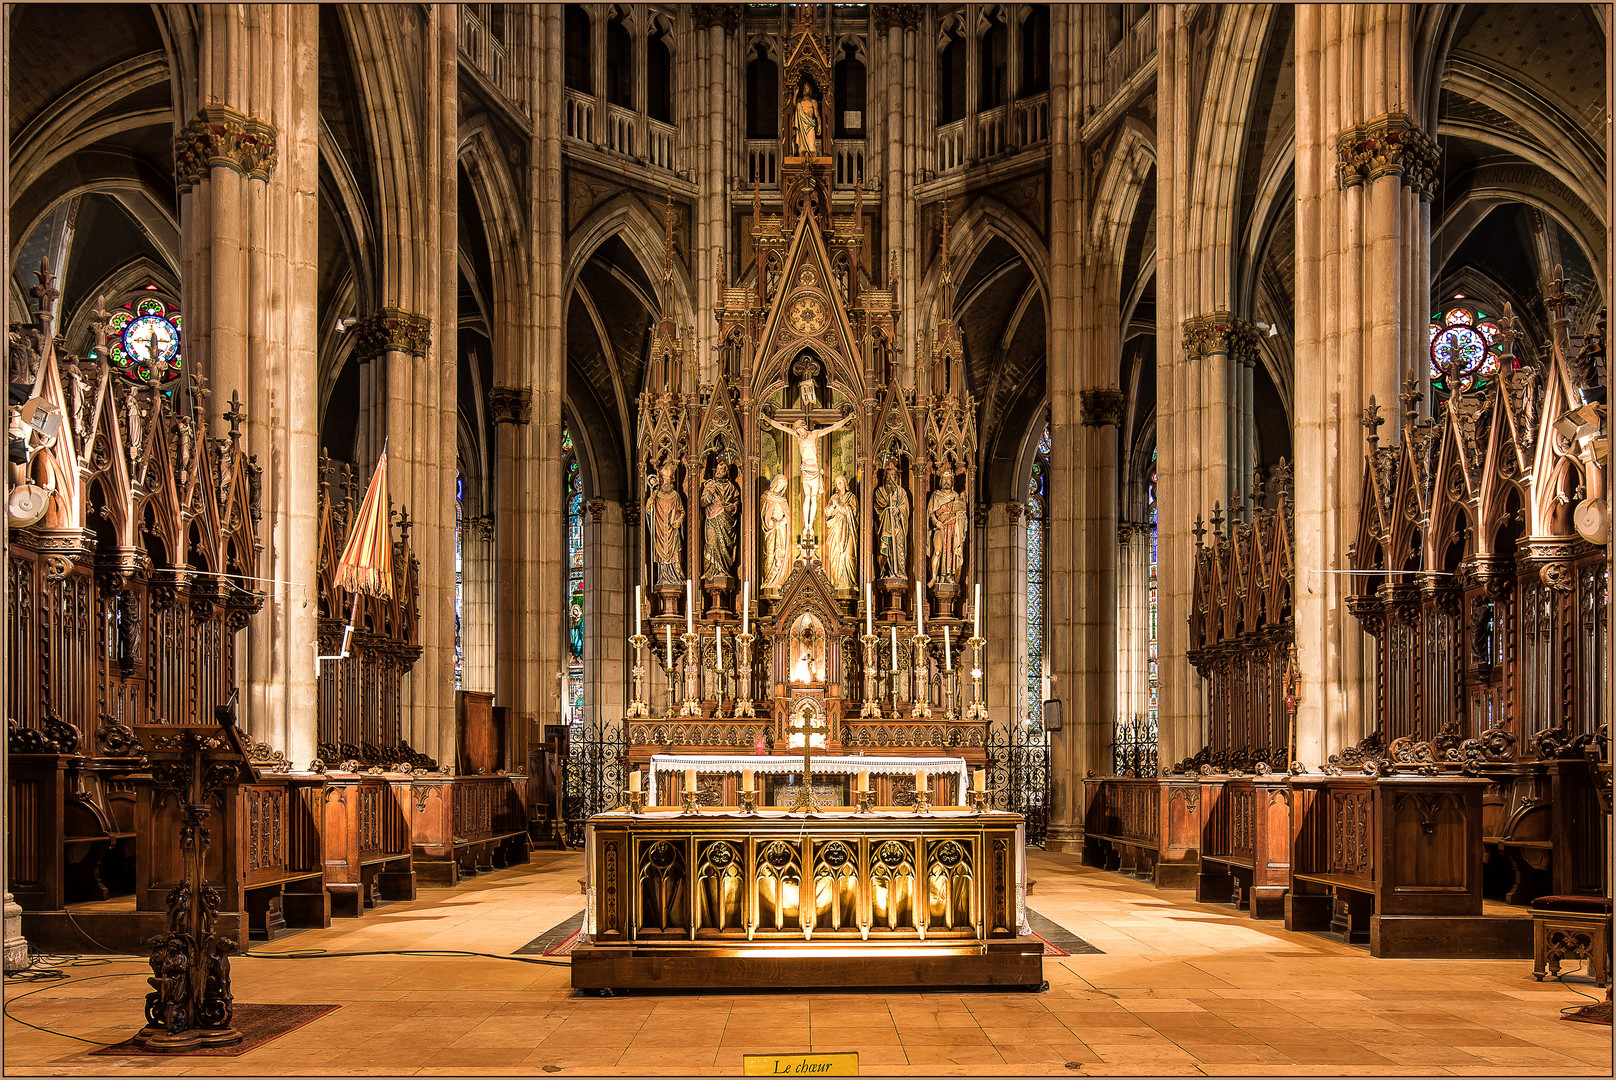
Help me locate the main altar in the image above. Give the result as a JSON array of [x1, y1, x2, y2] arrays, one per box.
[[574, 8, 1041, 991]]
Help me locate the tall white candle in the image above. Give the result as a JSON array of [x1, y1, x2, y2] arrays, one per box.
[[742, 767, 754, 791], [944, 624, 952, 670], [890, 625, 898, 668], [974, 583, 982, 638], [916, 581, 924, 636], [857, 769, 869, 792], [686, 580, 694, 633], [742, 580, 750, 635], [974, 768, 985, 793], [685, 767, 697, 792], [716, 624, 723, 670], [865, 583, 874, 635], [665, 625, 673, 668], [914, 768, 927, 795], [634, 585, 641, 631], [629, 769, 641, 793]]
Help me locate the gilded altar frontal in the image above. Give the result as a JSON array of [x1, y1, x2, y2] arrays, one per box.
[[3, 2, 1611, 1075]]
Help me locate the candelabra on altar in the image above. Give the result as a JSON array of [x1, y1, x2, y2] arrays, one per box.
[[660, 641, 679, 719], [680, 631, 703, 716], [942, 666, 959, 724], [910, 633, 933, 718], [627, 633, 650, 718], [965, 635, 989, 721], [859, 633, 882, 717], [733, 631, 756, 717]]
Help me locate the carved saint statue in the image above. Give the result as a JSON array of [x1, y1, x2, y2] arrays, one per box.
[[701, 458, 740, 582], [648, 459, 685, 585], [761, 406, 856, 543], [793, 80, 822, 157], [927, 475, 968, 586], [760, 472, 792, 590], [874, 463, 909, 578], [824, 474, 858, 591]]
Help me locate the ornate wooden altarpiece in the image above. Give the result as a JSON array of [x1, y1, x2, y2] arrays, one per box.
[[629, 7, 989, 784]]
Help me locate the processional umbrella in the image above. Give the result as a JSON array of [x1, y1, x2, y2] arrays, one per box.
[[319, 449, 393, 672]]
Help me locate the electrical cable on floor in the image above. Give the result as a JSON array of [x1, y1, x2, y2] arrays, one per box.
[[4, 968, 148, 1046], [243, 946, 569, 966]]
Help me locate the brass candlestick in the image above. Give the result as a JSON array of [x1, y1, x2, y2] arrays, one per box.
[[913, 784, 932, 815], [943, 666, 959, 724], [856, 788, 875, 814], [733, 631, 756, 717], [680, 631, 703, 716], [965, 635, 989, 721], [910, 633, 933, 718], [739, 788, 758, 814], [627, 789, 647, 814], [859, 632, 882, 717], [681, 790, 702, 815], [627, 633, 650, 718], [660, 636, 679, 718], [968, 788, 988, 813]]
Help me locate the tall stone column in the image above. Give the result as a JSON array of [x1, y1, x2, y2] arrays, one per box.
[[461, 515, 496, 693], [1293, 5, 1435, 765], [175, 5, 320, 767], [984, 501, 1026, 735], [584, 500, 629, 737], [1115, 523, 1151, 732]]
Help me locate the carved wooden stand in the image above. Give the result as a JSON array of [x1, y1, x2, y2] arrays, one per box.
[[131, 718, 252, 1051]]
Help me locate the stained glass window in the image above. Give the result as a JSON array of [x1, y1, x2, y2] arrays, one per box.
[[1026, 425, 1051, 731], [104, 294, 183, 388], [1429, 305, 1502, 399], [454, 471, 464, 689], [563, 426, 586, 727]]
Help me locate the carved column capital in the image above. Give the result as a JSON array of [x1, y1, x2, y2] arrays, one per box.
[[352, 307, 433, 361], [1004, 500, 1025, 524], [174, 106, 278, 193], [1336, 112, 1441, 200], [1079, 388, 1126, 427], [692, 3, 742, 31], [1182, 311, 1261, 368], [586, 498, 607, 523], [623, 501, 642, 528], [874, 4, 922, 32], [489, 387, 533, 425]]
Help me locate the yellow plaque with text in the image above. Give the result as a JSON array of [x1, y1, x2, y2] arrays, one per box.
[[742, 1051, 859, 1076]]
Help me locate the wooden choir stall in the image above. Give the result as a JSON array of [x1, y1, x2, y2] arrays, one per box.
[[1080, 278, 1610, 960], [573, 11, 1039, 991]]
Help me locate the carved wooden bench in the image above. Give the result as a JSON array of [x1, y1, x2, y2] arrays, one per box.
[[1082, 775, 1201, 889], [321, 772, 416, 917], [1195, 773, 1290, 918]]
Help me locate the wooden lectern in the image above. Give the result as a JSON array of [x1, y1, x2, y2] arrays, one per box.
[[129, 704, 254, 1051]]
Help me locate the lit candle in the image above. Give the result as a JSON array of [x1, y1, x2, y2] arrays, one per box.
[[916, 580, 924, 636], [890, 625, 898, 669], [665, 625, 673, 668], [629, 769, 641, 793], [857, 769, 869, 792], [974, 582, 982, 639], [742, 767, 754, 792], [685, 767, 697, 793], [944, 625, 952, 670], [716, 624, 724, 670], [915, 769, 927, 796], [742, 581, 750, 635], [634, 585, 642, 631], [865, 583, 874, 636], [686, 580, 695, 633], [974, 769, 985, 793]]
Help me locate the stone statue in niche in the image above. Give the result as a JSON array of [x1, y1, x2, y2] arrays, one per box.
[[824, 474, 858, 591], [761, 406, 855, 543], [760, 472, 792, 590], [792, 79, 822, 157], [647, 459, 685, 585], [927, 471, 968, 585], [701, 457, 739, 582], [874, 462, 909, 578]]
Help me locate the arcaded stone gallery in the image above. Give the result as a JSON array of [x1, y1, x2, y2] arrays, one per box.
[[2, 2, 1611, 1075]]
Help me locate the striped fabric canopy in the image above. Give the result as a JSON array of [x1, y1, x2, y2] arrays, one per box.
[[333, 451, 394, 599]]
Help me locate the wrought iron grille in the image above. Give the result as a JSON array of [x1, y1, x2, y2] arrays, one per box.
[[987, 722, 1050, 847], [560, 710, 628, 848], [1112, 712, 1158, 777]]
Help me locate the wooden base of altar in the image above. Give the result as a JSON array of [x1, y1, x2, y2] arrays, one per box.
[[574, 806, 1041, 992], [571, 938, 1046, 991]]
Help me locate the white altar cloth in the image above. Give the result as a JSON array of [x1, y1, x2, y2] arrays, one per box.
[[645, 753, 970, 806]]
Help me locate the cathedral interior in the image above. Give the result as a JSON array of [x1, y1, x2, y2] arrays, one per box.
[[2, 2, 1613, 1075]]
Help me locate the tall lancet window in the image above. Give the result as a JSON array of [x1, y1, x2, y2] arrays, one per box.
[[455, 471, 464, 689], [563, 426, 586, 727], [1148, 450, 1159, 733], [1026, 425, 1051, 730]]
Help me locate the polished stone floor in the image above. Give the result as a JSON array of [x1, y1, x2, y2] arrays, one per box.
[[4, 848, 1612, 1076]]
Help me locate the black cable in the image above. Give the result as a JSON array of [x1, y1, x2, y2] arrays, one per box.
[[3, 968, 149, 1046], [243, 946, 569, 966]]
